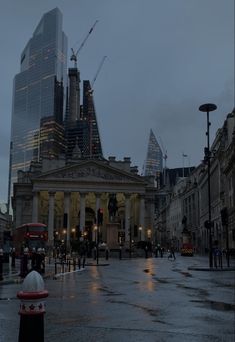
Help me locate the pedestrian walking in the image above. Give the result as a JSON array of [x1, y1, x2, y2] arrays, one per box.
[[35, 248, 43, 273], [168, 246, 176, 260], [11, 247, 16, 267]]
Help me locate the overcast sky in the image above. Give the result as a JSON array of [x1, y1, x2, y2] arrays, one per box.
[[0, 0, 234, 203]]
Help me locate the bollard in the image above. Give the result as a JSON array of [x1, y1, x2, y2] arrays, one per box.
[[73, 258, 76, 271], [145, 246, 148, 258], [17, 270, 49, 342], [155, 247, 158, 258], [119, 246, 122, 260], [0, 248, 3, 281], [93, 247, 97, 260], [54, 262, 57, 275], [105, 247, 109, 260], [82, 256, 85, 269], [20, 248, 29, 278], [78, 257, 81, 270]]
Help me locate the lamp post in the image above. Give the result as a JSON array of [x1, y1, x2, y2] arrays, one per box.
[[199, 103, 217, 268], [93, 225, 99, 265]]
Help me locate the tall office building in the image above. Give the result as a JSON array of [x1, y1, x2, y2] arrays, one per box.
[[8, 8, 68, 208], [144, 129, 163, 181], [82, 80, 103, 159], [65, 78, 103, 160]]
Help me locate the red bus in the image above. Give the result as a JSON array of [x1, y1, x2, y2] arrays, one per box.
[[13, 223, 48, 256]]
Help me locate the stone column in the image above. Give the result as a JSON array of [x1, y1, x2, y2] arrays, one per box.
[[139, 194, 145, 239], [64, 192, 71, 250], [15, 197, 23, 228], [148, 197, 155, 241], [48, 192, 55, 246], [125, 194, 131, 242], [79, 192, 86, 239], [95, 193, 101, 218], [32, 191, 39, 222]]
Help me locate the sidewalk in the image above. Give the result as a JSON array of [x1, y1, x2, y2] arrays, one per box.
[[186, 254, 235, 271], [0, 257, 109, 285], [0, 259, 55, 285]]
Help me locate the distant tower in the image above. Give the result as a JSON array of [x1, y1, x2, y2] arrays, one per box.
[[64, 21, 103, 161], [8, 8, 68, 210], [64, 64, 82, 160], [82, 80, 103, 159], [65, 79, 103, 160], [144, 129, 163, 185]]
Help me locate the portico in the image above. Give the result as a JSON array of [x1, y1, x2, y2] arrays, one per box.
[[13, 159, 156, 249]]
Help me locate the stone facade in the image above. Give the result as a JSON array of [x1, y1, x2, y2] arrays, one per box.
[[155, 109, 235, 253], [12, 157, 157, 249]]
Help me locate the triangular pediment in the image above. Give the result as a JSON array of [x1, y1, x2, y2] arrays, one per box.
[[35, 160, 145, 184]]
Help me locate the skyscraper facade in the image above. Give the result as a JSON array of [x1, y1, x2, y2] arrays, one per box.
[[144, 129, 163, 179], [8, 8, 68, 208], [64, 71, 103, 160], [82, 80, 103, 159]]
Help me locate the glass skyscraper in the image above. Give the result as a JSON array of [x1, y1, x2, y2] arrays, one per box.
[[8, 8, 67, 208], [144, 129, 163, 178]]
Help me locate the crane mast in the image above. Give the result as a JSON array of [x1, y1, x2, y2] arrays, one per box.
[[90, 56, 107, 92], [70, 20, 99, 68]]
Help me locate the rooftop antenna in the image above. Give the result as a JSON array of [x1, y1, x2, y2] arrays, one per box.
[[70, 20, 99, 68]]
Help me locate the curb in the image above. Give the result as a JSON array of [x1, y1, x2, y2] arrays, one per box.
[[85, 263, 110, 266], [188, 267, 235, 271]]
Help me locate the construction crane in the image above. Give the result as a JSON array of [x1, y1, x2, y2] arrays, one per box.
[[70, 20, 99, 68], [88, 56, 107, 95]]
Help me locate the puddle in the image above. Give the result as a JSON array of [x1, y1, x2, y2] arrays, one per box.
[[153, 277, 169, 284], [143, 269, 155, 276], [190, 299, 235, 311], [180, 271, 192, 277]]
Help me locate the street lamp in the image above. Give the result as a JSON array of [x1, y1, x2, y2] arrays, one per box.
[[93, 225, 99, 265], [199, 103, 217, 268]]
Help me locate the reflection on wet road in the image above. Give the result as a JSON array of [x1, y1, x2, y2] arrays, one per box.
[[1, 256, 234, 341]]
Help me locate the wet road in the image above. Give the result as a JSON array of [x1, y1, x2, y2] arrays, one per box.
[[0, 255, 234, 341]]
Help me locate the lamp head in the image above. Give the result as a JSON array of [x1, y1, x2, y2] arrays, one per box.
[[199, 103, 217, 112]]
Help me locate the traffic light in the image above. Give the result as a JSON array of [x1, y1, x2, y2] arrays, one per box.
[[97, 208, 103, 225]]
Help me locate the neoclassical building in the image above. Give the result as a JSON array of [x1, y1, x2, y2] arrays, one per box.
[[12, 156, 156, 249]]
